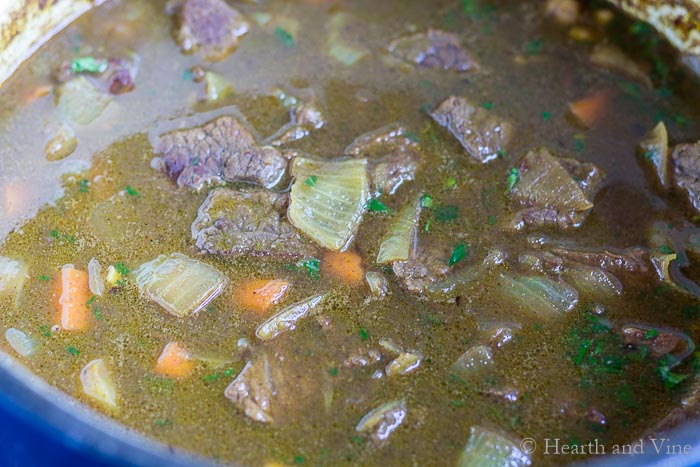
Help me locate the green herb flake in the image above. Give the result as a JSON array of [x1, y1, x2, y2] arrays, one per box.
[[274, 26, 295, 47], [49, 229, 76, 244], [327, 367, 338, 377], [480, 102, 493, 110], [523, 39, 543, 55], [420, 194, 434, 208], [86, 295, 97, 306], [449, 243, 468, 266], [367, 198, 389, 212], [444, 177, 457, 189], [659, 245, 674, 255], [488, 214, 497, 225], [424, 218, 431, 232], [450, 400, 465, 407], [435, 205, 459, 222], [506, 167, 519, 191], [70, 56, 107, 74], [39, 325, 51, 337], [359, 328, 369, 341], [352, 435, 364, 445], [224, 368, 235, 377], [67, 346, 81, 356], [299, 258, 320, 280], [125, 185, 141, 198], [153, 418, 172, 427], [39, 275, 51, 282], [182, 68, 193, 81], [78, 178, 89, 193], [304, 175, 318, 187], [644, 328, 659, 339], [405, 130, 420, 143], [114, 262, 130, 276], [656, 354, 689, 389], [204, 373, 222, 382], [542, 111, 551, 121], [294, 455, 305, 465], [92, 307, 103, 321], [573, 136, 585, 153]]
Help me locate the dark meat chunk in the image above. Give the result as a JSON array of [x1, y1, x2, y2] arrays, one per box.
[[154, 116, 287, 190], [265, 89, 325, 147], [108, 68, 135, 95], [388, 29, 475, 72], [392, 243, 451, 294], [54, 57, 137, 95], [192, 187, 318, 258], [345, 123, 419, 196], [672, 142, 700, 214], [175, 0, 249, 61], [549, 246, 649, 274], [621, 325, 690, 358], [509, 147, 604, 229], [431, 96, 513, 163]]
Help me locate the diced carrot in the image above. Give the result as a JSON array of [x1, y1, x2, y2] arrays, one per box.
[[58, 264, 91, 331], [321, 250, 364, 285], [155, 342, 194, 379], [235, 279, 290, 313], [568, 91, 610, 128]]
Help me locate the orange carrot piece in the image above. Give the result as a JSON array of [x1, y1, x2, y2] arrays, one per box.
[[568, 91, 610, 128], [322, 250, 364, 285], [155, 342, 194, 379], [235, 279, 290, 313], [58, 264, 91, 331]]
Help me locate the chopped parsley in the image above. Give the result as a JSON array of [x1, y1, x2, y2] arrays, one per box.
[[114, 262, 130, 276], [70, 56, 107, 74], [204, 373, 222, 382], [327, 367, 338, 377], [39, 325, 51, 337], [304, 175, 318, 187], [86, 295, 97, 306], [299, 258, 320, 280], [480, 102, 494, 110], [367, 198, 389, 212], [644, 328, 659, 339], [506, 167, 519, 191], [488, 214, 497, 225], [50, 229, 76, 244], [359, 328, 369, 341], [424, 218, 431, 232], [435, 205, 459, 222], [67, 346, 81, 356], [78, 178, 89, 193], [449, 243, 468, 266], [522, 39, 543, 55], [420, 194, 434, 208], [274, 26, 295, 47], [125, 185, 141, 198], [444, 177, 457, 189], [573, 135, 585, 153], [405, 130, 420, 143], [656, 354, 689, 389], [541, 111, 551, 121], [39, 275, 51, 282], [153, 418, 172, 427], [92, 307, 103, 321]]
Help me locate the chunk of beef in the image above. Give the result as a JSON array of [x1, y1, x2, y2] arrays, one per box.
[[549, 246, 649, 274], [621, 325, 690, 358], [388, 29, 475, 72], [192, 187, 318, 258], [345, 123, 419, 196], [175, 0, 249, 61], [431, 96, 513, 163], [509, 147, 604, 229], [392, 243, 451, 294], [672, 142, 700, 214], [265, 90, 325, 146], [54, 57, 137, 95], [224, 352, 316, 424], [154, 116, 287, 190]]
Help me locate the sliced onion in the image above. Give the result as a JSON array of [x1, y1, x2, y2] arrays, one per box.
[[0, 256, 28, 307], [255, 294, 326, 341], [459, 426, 531, 467], [87, 257, 105, 296], [498, 273, 578, 318], [377, 196, 421, 264], [57, 76, 111, 126], [80, 358, 117, 409], [5, 328, 37, 357], [356, 400, 406, 442]]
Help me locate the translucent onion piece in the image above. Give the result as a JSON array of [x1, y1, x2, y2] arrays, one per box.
[[650, 250, 677, 283], [562, 266, 622, 298], [365, 271, 388, 296], [134, 253, 228, 318], [451, 345, 493, 378], [327, 12, 368, 66], [377, 196, 421, 264], [57, 76, 112, 125], [87, 257, 105, 296], [80, 358, 117, 409], [255, 294, 326, 341], [459, 426, 531, 467], [385, 351, 422, 377], [639, 121, 669, 187], [498, 273, 578, 318], [288, 157, 369, 250], [204, 71, 233, 101], [0, 256, 28, 307], [5, 328, 37, 357], [356, 400, 407, 442]]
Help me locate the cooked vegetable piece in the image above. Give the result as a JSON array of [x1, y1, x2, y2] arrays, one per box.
[[87, 258, 105, 296], [235, 279, 290, 313], [377, 197, 421, 264], [327, 12, 368, 65], [458, 426, 531, 467], [562, 266, 622, 297], [498, 273, 578, 318], [58, 264, 91, 331], [203, 71, 233, 101], [80, 358, 117, 409], [388, 29, 475, 71], [590, 44, 652, 87], [356, 400, 407, 442], [0, 256, 28, 306], [56, 76, 112, 125], [175, 0, 249, 61], [568, 90, 609, 128], [255, 294, 326, 340], [650, 250, 677, 284], [365, 271, 388, 296], [451, 345, 493, 377], [5, 328, 37, 357], [155, 342, 194, 379], [322, 250, 364, 285], [134, 253, 228, 318], [639, 121, 669, 187], [621, 324, 694, 360], [385, 351, 422, 376], [44, 124, 77, 161], [288, 157, 370, 250]]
